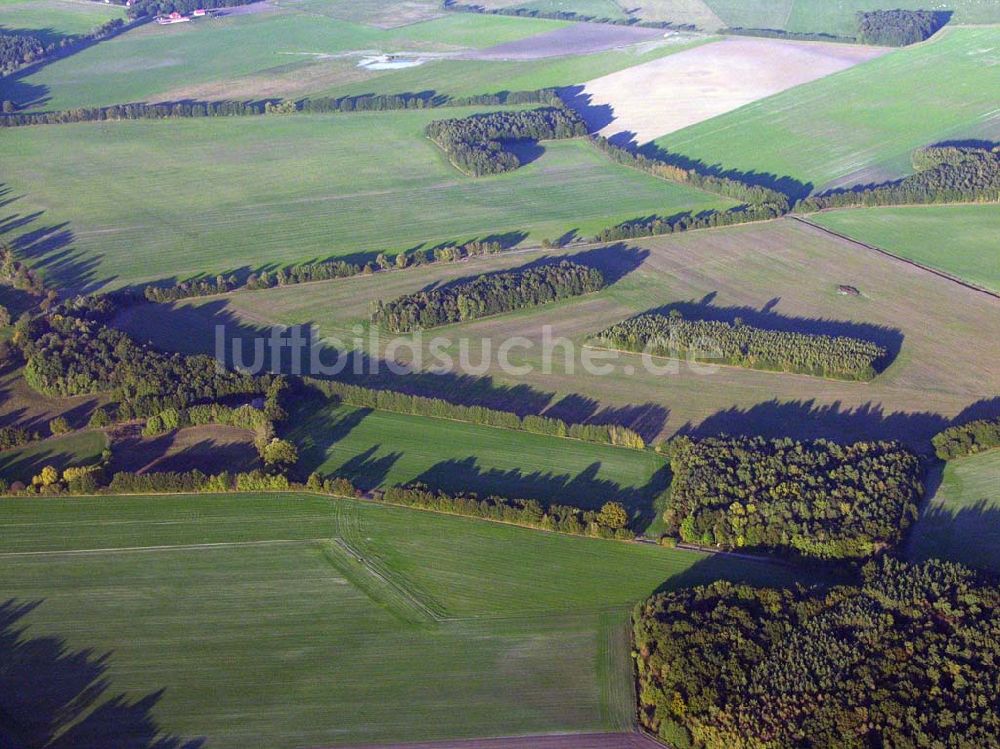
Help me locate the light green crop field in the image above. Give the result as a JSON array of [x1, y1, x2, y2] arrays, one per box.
[[0, 0, 125, 45], [907, 449, 1000, 574], [0, 430, 106, 484], [809, 205, 1000, 294], [0, 493, 802, 747], [288, 399, 669, 526], [515, 0, 628, 19], [703, 0, 1000, 34], [653, 27, 1000, 191], [0, 109, 732, 292], [0, 10, 568, 110]]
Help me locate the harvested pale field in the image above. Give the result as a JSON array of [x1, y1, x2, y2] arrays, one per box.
[[106, 423, 258, 475], [116, 219, 1000, 452], [576, 36, 886, 143], [464, 21, 665, 60]]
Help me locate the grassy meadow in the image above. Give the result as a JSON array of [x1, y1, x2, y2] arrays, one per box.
[[0, 0, 125, 45], [0, 109, 733, 291], [288, 398, 669, 526], [703, 0, 1000, 34], [653, 26, 1000, 191], [0, 429, 106, 484], [810, 205, 1000, 294], [907, 449, 1000, 574], [115, 220, 1000, 451], [0, 492, 802, 747], [0, 5, 700, 110]]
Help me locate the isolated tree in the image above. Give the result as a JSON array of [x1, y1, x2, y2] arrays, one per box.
[[48, 416, 70, 436], [597, 501, 628, 530], [261, 438, 298, 470]]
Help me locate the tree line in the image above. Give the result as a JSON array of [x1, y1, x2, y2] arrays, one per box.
[[426, 106, 588, 176], [800, 143, 1000, 210], [1, 88, 562, 126], [593, 310, 887, 380], [382, 483, 635, 539], [122, 0, 255, 19], [0, 17, 125, 79], [932, 416, 1000, 460], [441, 1, 687, 30], [371, 260, 605, 332], [661, 435, 923, 559], [141, 239, 505, 303], [306, 379, 646, 449], [633, 556, 999, 749], [856, 9, 948, 46]]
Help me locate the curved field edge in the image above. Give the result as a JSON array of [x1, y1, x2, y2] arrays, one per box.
[[0, 491, 804, 747]]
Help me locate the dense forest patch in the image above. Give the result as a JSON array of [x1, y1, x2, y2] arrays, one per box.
[[426, 106, 587, 176], [633, 556, 1000, 748], [932, 416, 1000, 460], [662, 435, 923, 559], [371, 260, 605, 332], [593, 310, 887, 380], [856, 9, 949, 46]]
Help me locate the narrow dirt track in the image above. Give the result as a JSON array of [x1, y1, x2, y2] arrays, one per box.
[[327, 731, 663, 749]]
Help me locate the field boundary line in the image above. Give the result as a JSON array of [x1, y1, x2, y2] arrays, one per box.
[[0, 537, 326, 558], [791, 215, 1000, 301]]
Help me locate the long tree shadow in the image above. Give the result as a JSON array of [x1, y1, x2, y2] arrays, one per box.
[[640, 293, 904, 371], [676, 396, 1000, 455], [543, 393, 668, 443], [556, 85, 616, 132], [0, 202, 112, 294], [411, 457, 670, 530], [906, 498, 1000, 576], [0, 599, 204, 748]]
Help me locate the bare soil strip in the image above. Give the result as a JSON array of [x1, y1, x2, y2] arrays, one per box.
[[463, 22, 665, 60], [578, 37, 887, 143], [330, 731, 664, 749]]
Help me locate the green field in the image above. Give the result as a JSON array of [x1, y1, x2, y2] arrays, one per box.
[[654, 27, 1000, 191], [907, 449, 1000, 574], [0, 492, 802, 747], [0, 109, 733, 291], [809, 205, 1000, 294], [703, 0, 1000, 34], [0, 430, 106, 484], [289, 399, 669, 525], [0, 4, 702, 113], [0, 0, 125, 45]]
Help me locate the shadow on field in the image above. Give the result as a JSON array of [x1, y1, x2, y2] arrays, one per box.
[[906, 498, 1000, 576], [641, 292, 905, 371], [676, 396, 1000, 455], [0, 442, 98, 486], [106, 424, 259, 476], [0, 197, 111, 294], [556, 85, 615, 133], [0, 599, 204, 748], [0, 363, 104, 433], [423, 243, 647, 294], [631, 140, 814, 203], [412, 457, 671, 530]]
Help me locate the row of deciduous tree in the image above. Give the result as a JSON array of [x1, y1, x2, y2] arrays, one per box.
[[1, 88, 562, 126], [371, 260, 605, 332], [306, 378, 646, 449], [141, 239, 505, 303], [661, 434, 923, 559], [382, 482, 635, 538], [593, 310, 887, 380], [633, 556, 1000, 749], [426, 106, 588, 176], [800, 144, 1000, 209]]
